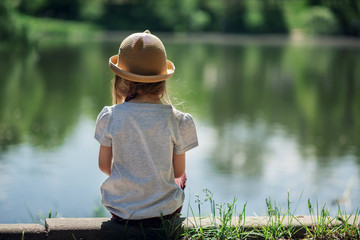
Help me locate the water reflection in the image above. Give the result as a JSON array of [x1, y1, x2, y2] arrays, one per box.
[[3, 43, 358, 158], [169, 44, 360, 174], [0, 43, 111, 150], [0, 37, 359, 222]]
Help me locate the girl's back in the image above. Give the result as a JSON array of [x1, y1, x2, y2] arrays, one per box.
[[95, 30, 198, 221]]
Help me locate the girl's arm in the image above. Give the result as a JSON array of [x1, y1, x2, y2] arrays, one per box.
[[173, 153, 185, 178], [98, 145, 113, 176]]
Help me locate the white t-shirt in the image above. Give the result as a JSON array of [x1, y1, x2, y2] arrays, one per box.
[[94, 102, 198, 219]]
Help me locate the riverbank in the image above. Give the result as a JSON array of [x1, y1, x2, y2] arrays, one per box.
[[1, 216, 359, 240], [4, 13, 360, 47]]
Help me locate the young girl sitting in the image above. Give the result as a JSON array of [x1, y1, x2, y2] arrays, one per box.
[[94, 30, 198, 222]]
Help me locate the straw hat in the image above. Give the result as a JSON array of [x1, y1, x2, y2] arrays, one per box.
[[109, 30, 175, 83]]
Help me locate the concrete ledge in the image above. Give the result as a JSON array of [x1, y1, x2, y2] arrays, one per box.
[[46, 218, 110, 240], [0, 216, 359, 240], [0, 224, 46, 240], [46, 217, 185, 240], [185, 215, 348, 228]]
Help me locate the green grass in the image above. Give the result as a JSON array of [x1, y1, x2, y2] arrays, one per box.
[[301, 200, 360, 240], [17, 14, 100, 42], [26, 208, 57, 226], [182, 190, 360, 240]]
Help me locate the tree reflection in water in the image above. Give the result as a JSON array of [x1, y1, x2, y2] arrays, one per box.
[[167, 42, 360, 174], [1, 39, 359, 165]]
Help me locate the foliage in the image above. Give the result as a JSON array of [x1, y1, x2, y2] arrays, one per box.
[[301, 6, 340, 35], [1, 0, 360, 43], [307, 0, 360, 36], [0, 0, 29, 43], [17, 14, 99, 40]]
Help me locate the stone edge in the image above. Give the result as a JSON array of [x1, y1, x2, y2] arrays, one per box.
[[0, 216, 359, 240]]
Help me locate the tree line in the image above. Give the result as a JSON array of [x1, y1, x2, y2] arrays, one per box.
[[1, 0, 360, 43]]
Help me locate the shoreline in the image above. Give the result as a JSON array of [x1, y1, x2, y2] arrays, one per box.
[[0, 216, 359, 240]]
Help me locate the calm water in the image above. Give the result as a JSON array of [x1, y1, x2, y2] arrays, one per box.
[[0, 35, 360, 223]]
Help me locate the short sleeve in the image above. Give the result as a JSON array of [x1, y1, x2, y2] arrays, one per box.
[[94, 106, 112, 147], [174, 113, 199, 154]]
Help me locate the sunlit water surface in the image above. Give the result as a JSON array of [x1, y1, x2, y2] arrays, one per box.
[[0, 35, 359, 223]]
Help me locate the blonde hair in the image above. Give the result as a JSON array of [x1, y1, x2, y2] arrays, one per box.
[[112, 75, 171, 105]]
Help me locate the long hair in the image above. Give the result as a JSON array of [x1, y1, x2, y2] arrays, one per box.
[[112, 75, 171, 105]]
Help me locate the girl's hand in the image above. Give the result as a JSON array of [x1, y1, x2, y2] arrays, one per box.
[[98, 145, 113, 176]]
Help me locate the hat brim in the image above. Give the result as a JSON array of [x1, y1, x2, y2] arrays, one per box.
[[109, 55, 175, 83]]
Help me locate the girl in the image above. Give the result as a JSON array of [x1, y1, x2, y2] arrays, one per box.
[[94, 30, 198, 222]]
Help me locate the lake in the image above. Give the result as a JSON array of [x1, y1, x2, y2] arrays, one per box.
[[0, 33, 359, 223]]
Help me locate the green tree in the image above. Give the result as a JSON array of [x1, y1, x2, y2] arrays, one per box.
[[261, 1, 288, 33], [17, 0, 46, 15], [0, 0, 28, 43], [222, 0, 247, 32], [306, 0, 360, 36]]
